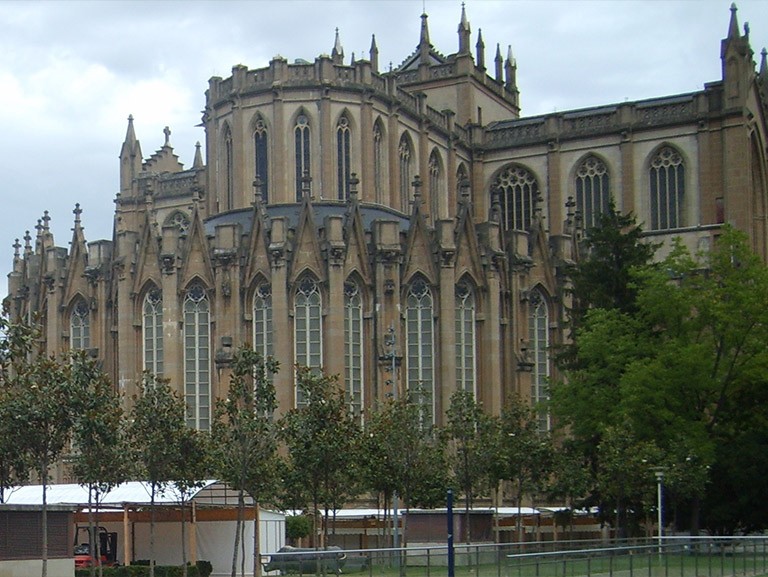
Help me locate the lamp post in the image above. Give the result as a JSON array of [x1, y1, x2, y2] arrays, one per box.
[[653, 468, 665, 555], [384, 326, 401, 558]]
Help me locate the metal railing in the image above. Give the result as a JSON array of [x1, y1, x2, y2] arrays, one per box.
[[260, 537, 768, 577]]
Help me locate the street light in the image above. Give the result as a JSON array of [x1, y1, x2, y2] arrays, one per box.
[[653, 468, 665, 555]]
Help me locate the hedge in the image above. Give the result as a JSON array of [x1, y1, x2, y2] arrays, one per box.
[[75, 560, 211, 577]]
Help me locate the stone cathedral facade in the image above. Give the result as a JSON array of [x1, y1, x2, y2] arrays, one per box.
[[6, 6, 768, 436]]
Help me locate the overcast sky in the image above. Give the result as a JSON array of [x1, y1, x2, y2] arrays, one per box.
[[1, 0, 767, 301]]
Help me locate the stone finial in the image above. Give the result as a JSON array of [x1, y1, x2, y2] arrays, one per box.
[[163, 126, 171, 146]]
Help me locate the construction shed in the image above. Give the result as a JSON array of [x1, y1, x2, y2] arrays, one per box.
[[4, 480, 285, 577]]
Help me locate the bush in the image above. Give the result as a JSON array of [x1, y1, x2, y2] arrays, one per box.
[[285, 514, 312, 541], [196, 560, 213, 577], [76, 564, 202, 577]]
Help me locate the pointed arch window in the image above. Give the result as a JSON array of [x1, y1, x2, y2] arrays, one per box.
[[254, 118, 269, 203], [70, 299, 90, 351], [337, 115, 352, 200], [575, 155, 610, 229], [295, 114, 311, 201], [455, 281, 476, 395], [494, 165, 538, 231], [344, 280, 363, 420], [650, 146, 685, 230], [223, 126, 234, 211], [294, 277, 322, 407], [143, 287, 163, 376], [373, 120, 384, 203], [428, 149, 443, 220], [528, 290, 550, 431], [399, 134, 413, 212], [406, 277, 435, 427], [184, 284, 210, 430], [253, 282, 273, 370]]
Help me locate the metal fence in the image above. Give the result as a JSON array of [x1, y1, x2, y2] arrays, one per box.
[[260, 537, 768, 577]]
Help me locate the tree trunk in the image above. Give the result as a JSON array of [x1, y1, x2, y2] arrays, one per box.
[[88, 486, 96, 577], [42, 465, 48, 577], [253, 502, 261, 577], [150, 483, 156, 577], [181, 497, 188, 577], [231, 489, 244, 577]]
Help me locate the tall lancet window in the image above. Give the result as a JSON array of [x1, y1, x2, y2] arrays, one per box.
[[337, 115, 352, 200], [223, 126, 234, 210], [254, 118, 269, 203], [455, 281, 476, 395], [295, 114, 311, 201], [252, 282, 274, 374], [399, 134, 413, 212], [184, 284, 210, 430], [575, 155, 610, 229], [494, 165, 538, 231], [406, 277, 435, 428], [70, 299, 90, 351], [428, 149, 442, 220], [143, 287, 163, 377], [373, 120, 384, 203], [294, 277, 322, 407], [528, 290, 550, 431], [344, 280, 363, 420], [649, 146, 685, 231]]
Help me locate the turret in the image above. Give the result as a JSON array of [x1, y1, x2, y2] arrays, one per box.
[[721, 3, 754, 106], [476, 29, 486, 71], [370, 34, 379, 73], [419, 12, 431, 66], [332, 28, 344, 65], [458, 3, 471, 54], [119, 115, 143, 196], [495, 43, 503, 82]]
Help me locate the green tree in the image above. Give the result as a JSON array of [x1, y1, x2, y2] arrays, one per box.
[[362, 394, 448, 545], [444, 390, 496, 542], [129, 373, 187, 577], [279, 367, 362, 548], [169, 426, 211, 577], [69, 352, 132, 577], [5, 320, 78, 577], [547, 440, 591, 538], [567, 202, 658, 320], [212, 345, 279, 577], [494, 396, 553, 542], [596, 425, 661, 539]]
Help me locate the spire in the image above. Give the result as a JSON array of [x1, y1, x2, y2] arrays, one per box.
[[419, 12, 431, 65], [332, 27, 344, 64], [193, 141, 203, 169], [476, 29, 485, 70], [760, 47, 767, 77], [119, 114, 143, 195], [370, 34, 379, 72], [727, 3, 739, 41], [458, 2, 471, 54], [494, 43, 503, 82], [504, 45, 517, 90]]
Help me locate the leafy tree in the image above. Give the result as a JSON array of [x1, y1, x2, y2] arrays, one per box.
[[546, 440, 591, 538], [567, 202, 658, 320], [362, 394, 448, 545], [444, 390, 497, 542], [212, 345, 279, 577], [69, 352, 132, 577], [279, 367, 362, 548], [5, 323, 78, 577], [129, 373, 188, 577], [596, 425, 661, 539], [494, 396, 553, 542], [0, 314, 30, 503]]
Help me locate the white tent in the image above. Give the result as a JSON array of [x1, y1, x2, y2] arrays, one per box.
[[5, 480, 285, 577]]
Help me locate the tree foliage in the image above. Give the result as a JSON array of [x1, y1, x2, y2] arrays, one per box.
[[129, 373, 188, 577], [212, 345, 279, 577], [279, 367, 362, 547]]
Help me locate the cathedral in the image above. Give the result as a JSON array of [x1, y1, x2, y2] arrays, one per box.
[[6, 5, 768, 437]]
